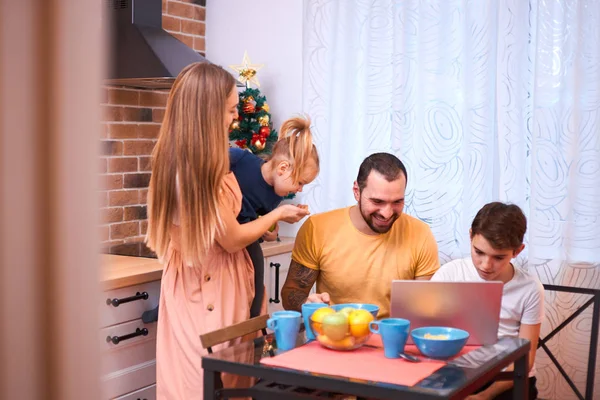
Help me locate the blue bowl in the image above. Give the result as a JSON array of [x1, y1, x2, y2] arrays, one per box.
[[330, 303, 380, 318], [411, 327, 470, 359]]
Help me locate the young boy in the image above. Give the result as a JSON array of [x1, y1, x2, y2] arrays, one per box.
[[431, 202, 544, 400]]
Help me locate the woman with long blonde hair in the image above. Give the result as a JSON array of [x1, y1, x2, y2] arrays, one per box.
[[146, 62, 309, 399]]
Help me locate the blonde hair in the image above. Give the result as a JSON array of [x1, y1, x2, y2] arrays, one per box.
[[146, 62, 235, 265], [269, 115, 319, 183]]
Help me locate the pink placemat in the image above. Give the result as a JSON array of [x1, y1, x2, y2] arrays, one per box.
[[260, 335, 480, 387], [261, 343, 431, 387]]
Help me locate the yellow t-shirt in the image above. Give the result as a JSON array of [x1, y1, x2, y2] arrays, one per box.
[[292, 206, 440, 318]]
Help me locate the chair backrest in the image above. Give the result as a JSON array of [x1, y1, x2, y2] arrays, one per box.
[[200, 314, 270, 354]]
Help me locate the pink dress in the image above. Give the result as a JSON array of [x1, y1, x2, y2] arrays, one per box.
[[156, 173, 264, 399]]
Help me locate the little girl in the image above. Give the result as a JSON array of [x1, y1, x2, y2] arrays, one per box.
[[230, 115, 320, 317]]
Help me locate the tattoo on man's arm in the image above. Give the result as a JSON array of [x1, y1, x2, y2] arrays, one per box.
[[289, 261, 319, 289], [286, 290, 308, 311], [282, 261, 319, 310]]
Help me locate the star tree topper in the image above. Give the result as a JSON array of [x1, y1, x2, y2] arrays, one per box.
[[229, 51, 264, 88]]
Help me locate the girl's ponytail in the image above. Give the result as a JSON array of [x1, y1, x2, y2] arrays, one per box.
[[271, 115, 319, 183]]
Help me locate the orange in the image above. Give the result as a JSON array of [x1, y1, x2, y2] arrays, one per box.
[[348, 309, 374, 338], [317, 334, 356, 350]]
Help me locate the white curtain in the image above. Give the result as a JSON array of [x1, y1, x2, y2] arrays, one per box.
[[301, 1, 600, 398]]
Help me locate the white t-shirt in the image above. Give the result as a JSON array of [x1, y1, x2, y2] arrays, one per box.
[[432, 258, 545, 376]]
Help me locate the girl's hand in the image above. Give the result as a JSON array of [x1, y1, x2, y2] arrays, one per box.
[[277, 204, 310, 224], [262, 223, 279, 241]]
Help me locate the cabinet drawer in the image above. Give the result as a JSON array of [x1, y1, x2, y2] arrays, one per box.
[[101, 281, 160, 328], [113, 384, 156, 400], [101, 359, 156, 400], [101, 319, 157, 377]]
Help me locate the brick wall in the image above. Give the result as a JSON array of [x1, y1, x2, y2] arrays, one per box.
[[100, 0, 206, 248]]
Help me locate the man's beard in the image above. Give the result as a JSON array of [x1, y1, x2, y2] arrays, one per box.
[[358, 198, 399, 234]]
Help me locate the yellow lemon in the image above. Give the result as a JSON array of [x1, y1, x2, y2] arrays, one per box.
[[348, 309, 374, 338]]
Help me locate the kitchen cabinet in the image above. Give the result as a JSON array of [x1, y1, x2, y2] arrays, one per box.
[[113, 384, 156, 400], [264, 252, 290, 314], [99, 238, 311, 398], [100, 262, 160, 400], [263, 251, 316, 315]]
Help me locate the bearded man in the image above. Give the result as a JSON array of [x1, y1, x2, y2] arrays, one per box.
[[281, 153, 440, 318]]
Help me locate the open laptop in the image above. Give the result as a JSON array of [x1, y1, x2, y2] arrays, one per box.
[[390, 280, 503, 345]]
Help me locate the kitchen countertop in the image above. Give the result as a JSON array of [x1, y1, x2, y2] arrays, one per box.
[[101, 236, 295, 291]]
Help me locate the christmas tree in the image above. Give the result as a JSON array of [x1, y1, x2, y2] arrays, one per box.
[[228, 52, 277, 157]]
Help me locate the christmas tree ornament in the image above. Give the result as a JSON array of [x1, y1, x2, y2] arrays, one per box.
[[262, 102, 270, 113], [230, 119, 240, 130], [251, 133, 266, 151], [242, 102, 256, 114], [242, 96, 256, 114], [259, 126, 270, 137], [228, 51, 264, 88], [258, 115, 270, 126], [254, 140, 266, 151]]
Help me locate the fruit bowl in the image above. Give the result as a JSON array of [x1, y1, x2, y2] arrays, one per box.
[[330, 303, 380, 318], [309, 304, 377, 351], [410, 327, 470, 359]]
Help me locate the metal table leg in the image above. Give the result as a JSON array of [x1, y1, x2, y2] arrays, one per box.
[[204, 369, 222, 400], [513, 352, 529, 400]]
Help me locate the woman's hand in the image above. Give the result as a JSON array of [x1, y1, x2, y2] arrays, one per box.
[[277, 204, 310, 224], [262, 223, 279, 241]]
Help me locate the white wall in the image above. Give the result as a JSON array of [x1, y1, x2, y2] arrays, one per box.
[[206, 0, 303, 132], [206, 0, 305, 237]]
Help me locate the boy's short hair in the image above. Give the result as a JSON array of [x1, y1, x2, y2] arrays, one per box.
[[471, 202, 527, 250]]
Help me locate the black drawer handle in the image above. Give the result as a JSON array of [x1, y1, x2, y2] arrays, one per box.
[[106, 327, 148, 345], [106, 291, 149, 307], [269, 262, 281, 304]]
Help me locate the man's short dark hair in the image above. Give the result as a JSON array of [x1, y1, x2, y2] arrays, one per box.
[[356, 152, 408, 191]]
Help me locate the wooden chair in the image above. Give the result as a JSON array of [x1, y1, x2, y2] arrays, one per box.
[[200, 314, 271, 400], [200, 314, 269, 354]]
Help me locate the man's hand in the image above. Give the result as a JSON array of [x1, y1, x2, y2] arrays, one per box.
[[306, 292, 330, 304], [281, 260, 319, 311]]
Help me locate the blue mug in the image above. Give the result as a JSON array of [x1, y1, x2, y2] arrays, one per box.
[[267, 310, 302, 351], [301, 303, 328, 340], [369, 318, 411, 359]]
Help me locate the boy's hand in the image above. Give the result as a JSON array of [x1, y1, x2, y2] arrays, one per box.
[[262, 223, 279, 242]]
